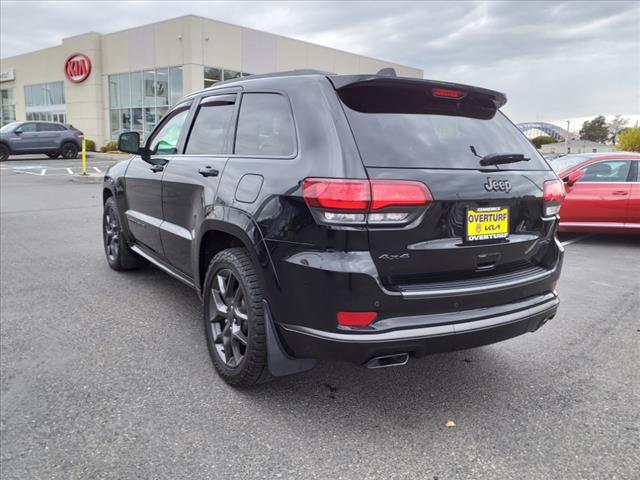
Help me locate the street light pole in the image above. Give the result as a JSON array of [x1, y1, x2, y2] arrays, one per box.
[[566, 120, 570, 154]]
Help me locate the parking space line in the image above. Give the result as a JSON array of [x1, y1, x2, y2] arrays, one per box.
[[561, 234, 593, 246], [93, 167, 101, 173], [40, 169, 46, 175], [67, 168, 73, 174]]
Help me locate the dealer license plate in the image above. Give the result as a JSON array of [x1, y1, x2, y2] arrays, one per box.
[[466, 206, 509, 241]]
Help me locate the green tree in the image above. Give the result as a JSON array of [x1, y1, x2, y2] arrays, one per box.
[[531, 135, 557, 149], [608, 114, 629, 144], [616, 127, 640, 152], [579, 115, 609, 143]]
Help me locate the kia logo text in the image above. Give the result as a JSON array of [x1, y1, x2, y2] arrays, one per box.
[[64, 53, 92, 83], [483, 177, 511, 193]]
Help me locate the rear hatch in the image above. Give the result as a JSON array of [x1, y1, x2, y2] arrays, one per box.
[[331, 76, 559, 288]]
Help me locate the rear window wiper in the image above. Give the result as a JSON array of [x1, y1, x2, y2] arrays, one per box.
[[479, 153, 530, 166]]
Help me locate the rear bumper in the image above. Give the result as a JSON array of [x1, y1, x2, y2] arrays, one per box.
[[267, 236, 563, 364], [278, 292, 559, 364]]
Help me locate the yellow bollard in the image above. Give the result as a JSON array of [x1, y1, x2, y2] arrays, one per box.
[[82, 138, 87, 175]]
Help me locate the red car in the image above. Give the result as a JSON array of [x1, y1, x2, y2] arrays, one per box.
[[548, 152, 640, 234]]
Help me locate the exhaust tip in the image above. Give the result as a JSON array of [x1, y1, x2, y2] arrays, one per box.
[[364, 353, 409, 369]]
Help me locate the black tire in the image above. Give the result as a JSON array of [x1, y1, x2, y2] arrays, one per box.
[[0, 144, 9, 161], [61, 142, 78, 159], [103, 197, 147, 270], [203, 248, 271, 387], [46, 153, 60, 159]]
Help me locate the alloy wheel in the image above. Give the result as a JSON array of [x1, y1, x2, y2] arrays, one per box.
[[62, 144, 77, 158], [104, 211, 119, 262], [208, 269, 249, 368]]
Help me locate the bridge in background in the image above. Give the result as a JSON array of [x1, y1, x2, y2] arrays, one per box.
[[517, 122, 571, 141]]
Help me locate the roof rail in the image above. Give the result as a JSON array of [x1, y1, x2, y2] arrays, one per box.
[[216, 69, 334, 86]]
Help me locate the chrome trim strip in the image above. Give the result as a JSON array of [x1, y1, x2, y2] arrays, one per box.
[[125, 210, 163, 228], [399, 267, 554, 299], [130, 245, 195, 289], [160, 220, 193, 240], [280, 295, 559, 343], [560, 221, 638, 229]]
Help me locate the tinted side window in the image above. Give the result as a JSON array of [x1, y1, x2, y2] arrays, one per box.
[[185, 94, 236, 154], [235, 93, 295, 157], [148, 102, 191, 155], [19, 123, 37, 133], [36, 123, 65, 132], [580, 161, 631, 183]]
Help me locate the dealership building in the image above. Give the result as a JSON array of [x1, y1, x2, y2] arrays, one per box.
[[0, 15, 422, 146]]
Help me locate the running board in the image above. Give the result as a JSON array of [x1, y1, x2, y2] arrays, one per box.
[[130, 245, 195, 289]]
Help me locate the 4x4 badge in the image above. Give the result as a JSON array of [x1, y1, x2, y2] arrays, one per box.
[[484, 177, 511, 193]]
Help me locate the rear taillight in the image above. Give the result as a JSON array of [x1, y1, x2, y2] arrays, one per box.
[[543, 179, 565, 216], [303, 178, 432, 226], [75, 131, 84, 137]]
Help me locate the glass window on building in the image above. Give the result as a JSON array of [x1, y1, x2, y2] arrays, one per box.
[[204, 67, 222, 88], [1, 88, 16, 126], [203, 67, 252, 88], [156, 68, 169, 107], [224, 69, 241, 81], [108, 66, 183, 140], [24, 81, 66, 123], [25, 111, 66, 123]]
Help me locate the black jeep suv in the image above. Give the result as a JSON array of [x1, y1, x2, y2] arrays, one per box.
[[103, 70, 564, 386]]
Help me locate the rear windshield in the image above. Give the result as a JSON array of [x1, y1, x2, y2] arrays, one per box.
[[339, 86, 549, 171]]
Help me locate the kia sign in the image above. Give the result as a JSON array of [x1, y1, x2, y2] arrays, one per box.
[[64, 53, 92, 83]]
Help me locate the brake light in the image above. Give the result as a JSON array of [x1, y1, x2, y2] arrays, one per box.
[[303, 178, 432, 225], [543, 179, 565, 216], [75, 131, 84, 137], [337, 311, 377, 327], [370, 181, 430, 210], [302, 179, 369, 211], [432, 88, 466, 100]]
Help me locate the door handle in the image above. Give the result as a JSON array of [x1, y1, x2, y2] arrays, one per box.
[[199, 166, 219, 177], [149, 164, 164, 173], [612, 190, 628, 196]]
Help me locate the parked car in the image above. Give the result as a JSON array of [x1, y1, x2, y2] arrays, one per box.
[[549, 152, 640, 234], [0, 121, 83, 161], [103, 70, 564, 386]]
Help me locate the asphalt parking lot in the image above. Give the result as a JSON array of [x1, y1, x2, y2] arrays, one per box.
[[1, 157, 639, 480]]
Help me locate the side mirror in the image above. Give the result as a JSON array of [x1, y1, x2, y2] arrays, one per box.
[[118, 131, 141, 154], [565, 169, 585, 187]]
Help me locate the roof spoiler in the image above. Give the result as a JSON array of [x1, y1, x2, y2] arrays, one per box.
[[328, 75, 507, 109]]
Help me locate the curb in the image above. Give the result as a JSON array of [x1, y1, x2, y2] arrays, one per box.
[[71, 173, 104, 184]]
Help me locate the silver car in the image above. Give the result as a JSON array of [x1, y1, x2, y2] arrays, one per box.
[[0, 121, 84, 161]]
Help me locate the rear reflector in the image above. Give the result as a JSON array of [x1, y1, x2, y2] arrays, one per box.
[[543, 179, 566, 216], [337, 311, 377, 327], [432, 88, 466, 100]]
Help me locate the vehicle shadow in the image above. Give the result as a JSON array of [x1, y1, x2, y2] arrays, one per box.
[[236, 344, 557, 436], [119, 258, 572, 433]]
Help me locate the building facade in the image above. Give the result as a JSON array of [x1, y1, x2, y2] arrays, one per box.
[[539, 139, 613, 155], [0, 15, 422, 147]]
